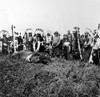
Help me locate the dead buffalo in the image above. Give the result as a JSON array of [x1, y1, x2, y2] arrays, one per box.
[[12, 50, 51, 64]]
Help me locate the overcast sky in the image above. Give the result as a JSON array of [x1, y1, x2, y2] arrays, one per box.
[[0, 0, 100, 35]]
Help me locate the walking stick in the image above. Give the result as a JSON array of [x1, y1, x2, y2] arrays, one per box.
[[11, 25, 16, 53], [74, 27, 83, 60]]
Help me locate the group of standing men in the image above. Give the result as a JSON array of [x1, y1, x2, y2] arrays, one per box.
[[1, 27, 100, 65]]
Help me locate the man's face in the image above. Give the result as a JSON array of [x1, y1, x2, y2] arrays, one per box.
[[47, 33, 50, 36], [85, 33, 88, 38], [67, 30, 70, 34], [54, 33, 58, 37], [81, 34, 84, 38], [63, 35, 67, 39], [73, 31, 77, 37], [29, 33, 32, 37], [3, 34, 6, 38]]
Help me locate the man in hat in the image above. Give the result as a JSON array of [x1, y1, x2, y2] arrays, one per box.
[[45, 32, 53, 55], [83, 31, 93, 61], [52, 31, 60, 46], [52, 31, 61, 57], [45, 32, 53, 45], [34, 33, 45, 53], [67, 30, 72, 54], [27, 32, 33, 51], [91, 32, 100, 65], [72, 30, 79, 59], [17, 33, 23, 51], [80, 34, 85, 55], [2, 34, 9, 55], [62, 34, 70, 59], [72, 27, 83, 60]]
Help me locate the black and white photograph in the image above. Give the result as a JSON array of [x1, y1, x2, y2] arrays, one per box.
[[0, 0, 100, 97]]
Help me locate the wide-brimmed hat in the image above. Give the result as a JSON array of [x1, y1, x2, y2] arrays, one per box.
[[54, 31, 59, 35]]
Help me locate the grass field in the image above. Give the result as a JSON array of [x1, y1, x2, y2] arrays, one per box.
[[0, 54, 100, 97]]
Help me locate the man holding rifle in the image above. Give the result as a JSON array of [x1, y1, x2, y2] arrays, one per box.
[[72, 27, 82, 60]]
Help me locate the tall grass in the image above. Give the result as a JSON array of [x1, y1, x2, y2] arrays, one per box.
[[0, 55, 100, 97]]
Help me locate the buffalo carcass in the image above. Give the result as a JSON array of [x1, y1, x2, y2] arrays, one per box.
[[12, 50, 51, 64]]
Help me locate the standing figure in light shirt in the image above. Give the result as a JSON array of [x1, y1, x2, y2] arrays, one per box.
[[83, 32, 93, 61], [62, 34, 70, 60], [45, 32, 53, 56], [52, 31, 61, 57]]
